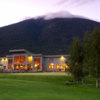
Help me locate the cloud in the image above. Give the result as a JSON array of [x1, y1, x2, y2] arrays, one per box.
[[55, 0, 67, 5], [55, 0, 97, 5], [44, 11, 76, 20]]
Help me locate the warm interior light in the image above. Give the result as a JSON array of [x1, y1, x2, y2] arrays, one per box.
[[56, 64, 60, 69], [20, 65, 23, 69], [66, 64, 69, 69], [31, 65, 33, 69], [49, 63, 54, 69], [16, 65, 19, 69], [34, 64, 39, 69]]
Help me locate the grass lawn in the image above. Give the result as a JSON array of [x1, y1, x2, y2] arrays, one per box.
[[0, 72, 100, 100]]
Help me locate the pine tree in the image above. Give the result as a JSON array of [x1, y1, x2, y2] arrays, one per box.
[[89, 27, 100, 88], [68, 38, 84, 83], [83, 31, 91, 75]]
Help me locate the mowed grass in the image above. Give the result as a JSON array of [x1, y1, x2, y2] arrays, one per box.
[[0, 72, 100, 100]]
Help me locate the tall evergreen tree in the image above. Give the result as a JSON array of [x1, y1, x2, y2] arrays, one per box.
[[89, 27, 100, 88], [68, 38, 84, 83], [83, 31, 91, 74]]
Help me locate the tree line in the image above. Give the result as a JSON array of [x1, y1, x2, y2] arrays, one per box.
[[67, 27, 100, 88]]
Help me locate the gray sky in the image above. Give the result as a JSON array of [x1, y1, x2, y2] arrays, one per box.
[[0, 0, 100, 27]]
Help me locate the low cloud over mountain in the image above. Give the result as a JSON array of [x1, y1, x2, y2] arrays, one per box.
[[44, 11, 76, 20]]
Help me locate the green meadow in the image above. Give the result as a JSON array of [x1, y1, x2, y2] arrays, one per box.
[[0, 72, 100, 100]]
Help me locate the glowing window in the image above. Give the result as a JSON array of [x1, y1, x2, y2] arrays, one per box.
[[60, 64, 66, 70], [56, 64, 60, 69], [8, 65, 13, 69], [49, 63, 54, 69], [66, 64, 69, 69], [34, 64, 40, 69], [37, 59, 40, 63], [27, 64, 33, 70], [34, 58, 40, 69], [8, 65, 12, 69], [14, 56, 20, 63], [14, 56, 26, 63], [34, 58, 40, 63], [20, 56, 26, 63], [20, 65, 24, 70]]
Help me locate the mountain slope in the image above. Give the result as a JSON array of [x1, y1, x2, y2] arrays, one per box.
[[0, 17, 100, 56]]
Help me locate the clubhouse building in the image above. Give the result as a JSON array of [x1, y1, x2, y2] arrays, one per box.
[[0, 49, 69, 72]]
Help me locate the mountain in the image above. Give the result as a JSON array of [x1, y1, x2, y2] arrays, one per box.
[[0, 17, 100, 56]]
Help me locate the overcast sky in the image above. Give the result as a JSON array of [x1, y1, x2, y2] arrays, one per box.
[[0, 0, 100, 27]]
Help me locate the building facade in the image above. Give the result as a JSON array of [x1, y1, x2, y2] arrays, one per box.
[[0, 49, 69, 72]]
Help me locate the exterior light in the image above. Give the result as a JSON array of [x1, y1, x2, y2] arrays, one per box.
[[1, 58, 4, 62], [28, 56, 33, 63], [60, 56, 66, 61]]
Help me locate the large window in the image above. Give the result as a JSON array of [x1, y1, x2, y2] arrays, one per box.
[[14, 56, 20, 63], [34, 58, 40, 69], [14, 56, 26, 63], [20, 56, 26, 63]]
